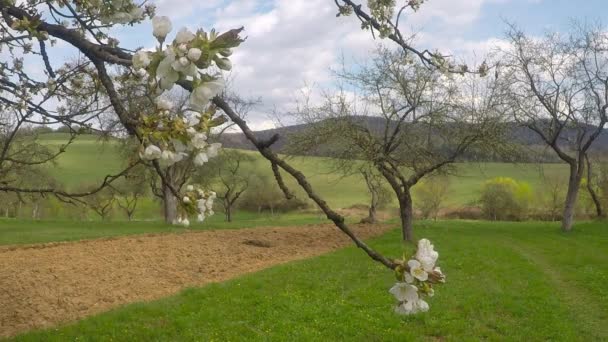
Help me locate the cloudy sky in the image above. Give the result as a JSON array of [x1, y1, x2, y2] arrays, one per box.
[[49, 0, 608, 130]]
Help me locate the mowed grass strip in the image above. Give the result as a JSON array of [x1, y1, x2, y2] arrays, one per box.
[[0, 212, 327, 246], [9, 221, 607, 341]]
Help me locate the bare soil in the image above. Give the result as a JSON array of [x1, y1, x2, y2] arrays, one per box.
[[0, 223, 391, 338]]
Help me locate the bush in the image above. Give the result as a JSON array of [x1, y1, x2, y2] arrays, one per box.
[[413, 175, 450, 220], [479, 177, 532, 221]]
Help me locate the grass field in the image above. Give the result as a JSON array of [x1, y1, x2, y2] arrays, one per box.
[[9, 220, 608, 341], [38, 133, 569, 212], [0, 211, 330, 246]]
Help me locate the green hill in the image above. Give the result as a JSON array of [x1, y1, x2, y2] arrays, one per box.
[[38, 133, 569, 210]]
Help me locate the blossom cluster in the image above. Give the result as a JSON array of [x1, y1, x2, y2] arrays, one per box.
[[173, 185, 217, 227], [133, 16, 243, 224], [389, 239, 445, 315]]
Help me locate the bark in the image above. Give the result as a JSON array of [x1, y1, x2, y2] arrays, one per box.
[[585, 155, 605, 218], [224, 200, 232, 222], [398, 189, 414, 242], [562, 163, 583, 232], [163, 183, 178, 224], [361, 172, 379, 224]]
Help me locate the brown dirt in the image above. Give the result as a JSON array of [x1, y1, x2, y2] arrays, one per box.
[[0, 223, 391, 338]]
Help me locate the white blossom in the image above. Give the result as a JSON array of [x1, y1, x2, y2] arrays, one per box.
[[183, 196, 191, 203], [141, 144, 162, 160], [155, 97, 173, 111], [190, 79, 225, 109], [194, 152, 209, 166], [157, 50, 179, 90], [187, 48, 202, 62], [389, 283, 419, 302], [416, 238, 439, 272], [132, 50, 151, 69], [408, 259, 429, 282], [190, 133, 208, 149], [175, 27, 195, 44], [207, 143, 222, 158], [152, 16, 172, 41], [186, 185, 194, 192]]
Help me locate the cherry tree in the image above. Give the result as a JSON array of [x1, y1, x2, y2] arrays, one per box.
[[0, 0, 447, 314]]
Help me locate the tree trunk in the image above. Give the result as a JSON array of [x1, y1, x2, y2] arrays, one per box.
[[585, 155, 605, 218], [398, 189, 414, 242], [562, 164, 583, 232], [225, 202, 232, 222], [361, 171, 378, 224], [163, 183, 178, 224]]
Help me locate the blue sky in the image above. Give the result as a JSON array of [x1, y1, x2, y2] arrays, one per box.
[[37, 0, 608, 129]]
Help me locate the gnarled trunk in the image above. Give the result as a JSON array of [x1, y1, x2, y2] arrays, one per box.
[[163, 183, 178, 224], [398, 189, 414, 242], [585, 155, 605, 219], [562, 163, 583, 232], [361, 172, 379, 224]]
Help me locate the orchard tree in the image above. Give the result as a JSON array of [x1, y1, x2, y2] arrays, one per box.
[[289, 48, 506, 241], [499, 24, 608, 231], [0, 0, 448, 315]]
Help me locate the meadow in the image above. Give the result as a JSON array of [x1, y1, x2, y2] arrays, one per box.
[[7, 220, 608, 341], [36, 133, 569, 216], [1, 133, 607, 341]]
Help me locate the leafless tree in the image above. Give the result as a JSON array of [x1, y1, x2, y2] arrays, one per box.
[[288, 48, 507, 241], [499, 24, 608, 231]]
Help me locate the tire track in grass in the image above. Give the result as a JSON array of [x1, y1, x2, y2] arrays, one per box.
[[504, 239, 608, 341]]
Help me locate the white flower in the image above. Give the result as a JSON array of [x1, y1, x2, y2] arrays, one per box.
[[152, 16, 172, 41], [208, 209, 214, 216], [187, 48, 202, 61], [197, 214, 205, 222], [416, 239, 439, 272], [172, 139, 188, 153], [193, 152, 209, 166], [394, 298, 429, 315], [215, 57, 232, 71], [129, 6, 145, 20], [181, 218, 190, 227], [205, 198, 214, 210], [408, 259, 428, 282], [207, 143, 222, 158], [175, 27, 195, 44], [389, 283, 419, 302], [141, 144, 161, 160], [132, 50, 151, 69], [190, 79, 225, 109], [190, 133, 208, 149], [186, 185, 194, 192], [160, 150, 175, 164], [157, 50, 179, 90], [183, 196, 191, 203], [171, 57, 198, 77], [404, 272, 415, 284], [197, 199, 206, 211], [186, 127, 197, 136], [415, 299, 429, 312], [177, 43, 188, 53], [155, 97, 173, 111], [136, 69, 148, 78]]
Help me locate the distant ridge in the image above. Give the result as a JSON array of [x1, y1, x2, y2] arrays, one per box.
[[219, 116, 608, 160]]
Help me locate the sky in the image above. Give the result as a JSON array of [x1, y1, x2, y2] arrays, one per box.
[[44, 0, 608, 130]]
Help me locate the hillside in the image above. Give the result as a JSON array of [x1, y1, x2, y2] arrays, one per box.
[[219, 117, 608, 160]]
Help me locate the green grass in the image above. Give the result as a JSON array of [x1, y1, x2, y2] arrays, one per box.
[[9, 220, 608, 341], [0, 211, 328, 246], [37, 133, 569, 210]]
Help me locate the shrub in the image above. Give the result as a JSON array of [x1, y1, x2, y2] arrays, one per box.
[[413, 175, 450, 220], [479, 177, 533, 221]]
